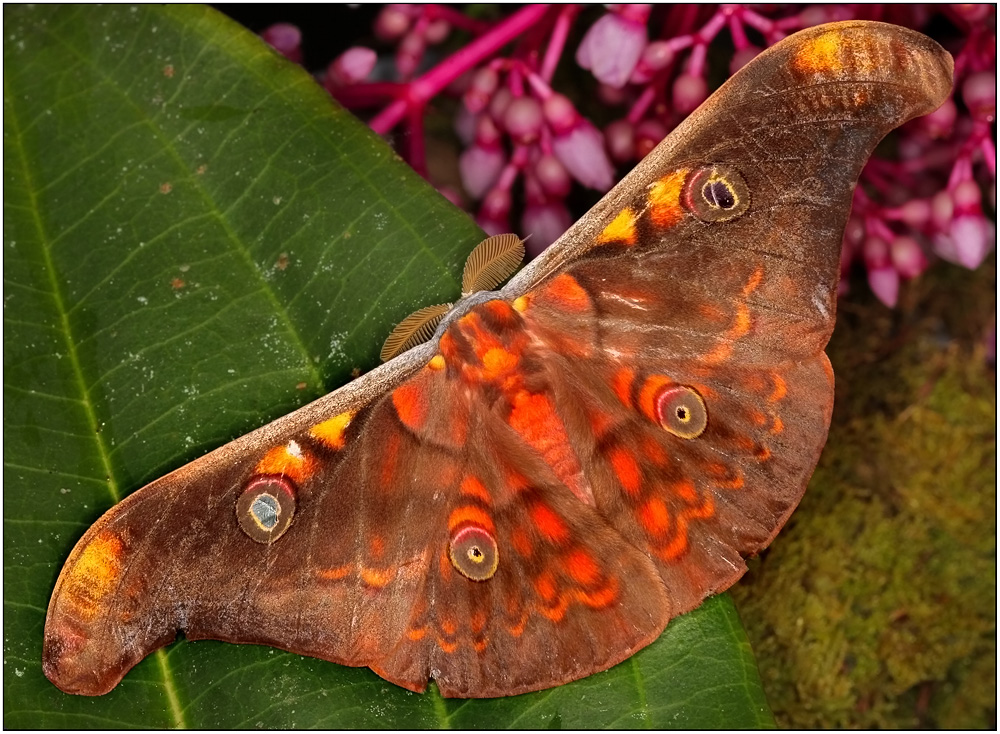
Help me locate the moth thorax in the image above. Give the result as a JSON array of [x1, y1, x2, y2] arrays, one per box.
[[237, 476, 297, 543]]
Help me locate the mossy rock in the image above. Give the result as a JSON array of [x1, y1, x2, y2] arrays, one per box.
[[731, 259, 997, 729]]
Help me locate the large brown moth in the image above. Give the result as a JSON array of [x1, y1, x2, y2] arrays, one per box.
[[43, 21, 952, 699]]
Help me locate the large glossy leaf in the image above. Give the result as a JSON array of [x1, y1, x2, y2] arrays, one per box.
[[3, 5, 773, 728]]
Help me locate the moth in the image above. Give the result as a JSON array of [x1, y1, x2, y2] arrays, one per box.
[[44, 21, 952, 699]]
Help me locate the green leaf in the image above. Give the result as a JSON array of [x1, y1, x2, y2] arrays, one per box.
[[3, 5, 774, 728]]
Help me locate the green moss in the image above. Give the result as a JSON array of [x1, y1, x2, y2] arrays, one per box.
[[731, 260, 996, 729]]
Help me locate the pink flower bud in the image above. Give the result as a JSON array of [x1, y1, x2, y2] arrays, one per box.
[[597, 83, 629, 105], [897, 198, 931, 228], [503, 96, 544, 145], [962, 71, 996, 123], [931, 189, 954, 229], [634, 118, 668, 159], [542, 93, 579, 136], [535, 154, 572, 198], [454, 105, 477, 146], [890, 235, 928, 278], [730, 46, 761, 75], [488, 87, 513, 126], [576, 11, 648, 89], [604, 119, 635, 164], [919, 97, 957, 138], [673, 74, 708, 114], [951, 4, 993, 22], [481, 187, 512, 221], [863, 236, 890, 269], [952, 179, 982, 213], [552, 120, 616, 191], [396, 31, 425, 77], [464, 68, 499, 113], [459, 146, 507, 200], [523, 203, 572, 256], [261, 23, 302, 64], [437, 186, 463, 208], [326, 47, 377, 87], [946, 214, 996, 269], [375, 5, 411, 41], [475, 113, 504, 149], [868, 265, 900, 308], [425, 18, 451, 45]]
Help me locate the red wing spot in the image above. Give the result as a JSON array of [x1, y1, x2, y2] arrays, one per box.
[[608, 446, 642, 496], [529, 502, 570, 544], [566, 548, 600, 586], [611, 368, 635, 407], [370, 535, 385, 559], [407, 627, 427, 641], [507, 610, 529, 637], [460, 475, 491, 503], [360, 567, 393, 588], [474, 638, 489, 653], [437, 637, 458, 653], [639, 497, 670, 537], [505, 470, 530, 492], [483, 299, 518, 324], [726, 302, 752, 339], [441, 617, 457, 635], [533, 569, 558, 603], [702, 342, 733, 365], [648, 170, 688, 229], [392, 381, 429, 431], [672, 478, 698, 502], [586, 405, 617, 439], [511, 527, 533, 558], [439, 331, 459, 361], [481, 347, 519, 379], [318, 565, 350, 580], [448, 505, 496, 533], [749, 409, 768, 426], [756, 445, 772, 462], [470, 609, 487, 634], [539, 595, 570, 622], [537, 273, 592, 313], [575, 577, 618, 608], [770, 416, 784, 435]]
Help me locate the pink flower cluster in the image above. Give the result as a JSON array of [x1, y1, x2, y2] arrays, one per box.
[[261, 4, 996, 307]]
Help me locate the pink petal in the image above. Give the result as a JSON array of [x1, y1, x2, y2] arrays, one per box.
[[947, 215, 996, 269], [889, 236, 928, 279], [522, 204, 572, 257], [575, 13, 647, 89], [552, 122, 616, 192], [261, 23, 302, 64], [867, 265, 899, 308], [459, 146, 507, 200]]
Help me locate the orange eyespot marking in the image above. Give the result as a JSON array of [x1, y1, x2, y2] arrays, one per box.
[[793, 30, 845, 75], [538, 273, 591, 313], [428, 355, 446, 371], [407, 627, 427, 641], [448, 505, 495, 533], [370, 535, 385, 559], [648, 169, 689, 229], [511, 526, 533, 558], [309, 411, 353, 450], [743, 266, 764, 297], [392, 381, 429, 431], [639, 497, 670, 537], [534, 569, 558, 603], [770, 416, 784, 435], [608, 446, 642, 496], [612, 367, 635, 407], [530, 502, 569, 544], [566, 548, 600, 585], [361, 566, 393, 588], [672, 478, 698, 502], [513, 295, 530, 312], [255, 441, 316, 484], [638, 374, 674, 422], [596, 207, 638, 245], [482, 347, 518, 379], [64, 531, 124, 621], [318, 565, 350, 580], [460, 475, 491, 503], [441, 617, 457, 635], [769, 373, 787, 402]]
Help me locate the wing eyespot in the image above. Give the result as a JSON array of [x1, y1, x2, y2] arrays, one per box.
[[238, 476, 296, 543], [448, 524, 499, 581], [656, 385, 708, 439], [683, 165, 750, 222]]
